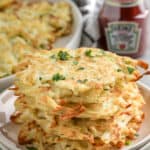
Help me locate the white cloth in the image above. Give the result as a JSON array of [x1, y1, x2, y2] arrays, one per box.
[[73, 0, 104, 47]]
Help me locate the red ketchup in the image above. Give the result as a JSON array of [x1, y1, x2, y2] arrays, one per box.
[[99, 0, 149, 58]]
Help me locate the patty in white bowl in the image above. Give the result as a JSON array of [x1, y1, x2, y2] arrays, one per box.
[[0, 0, 73, 79]]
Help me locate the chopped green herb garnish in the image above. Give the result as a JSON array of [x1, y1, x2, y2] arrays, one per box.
[[127, 67, 135, 74], [58, 51, 70, 60], [39, 44, 46, 49], [134, 133, 139, 137], [125, 140, 131, 146], [17, 34, 24, 39], [73, 61, 78, 65], [26, 147, 37, 150], [77, 67, 85, 70], [77, 79, 88, 84], [117, 69, 122, 72], [104, 88, 109, 91], [52, 73, 65, 81], [85, 50, 93, 57], [50, 54, 56, 59], [39, 77, 42, 80]]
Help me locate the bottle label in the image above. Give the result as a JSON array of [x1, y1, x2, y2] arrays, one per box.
[[106, 0, 141, 7], [105, 22, 141, 54]]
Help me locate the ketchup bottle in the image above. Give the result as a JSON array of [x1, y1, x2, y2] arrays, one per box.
[[99, 0, 149, 58]]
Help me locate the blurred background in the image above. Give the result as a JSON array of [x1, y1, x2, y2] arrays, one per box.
[[73, 0, 150, 86], [73, 0, 150, 59]]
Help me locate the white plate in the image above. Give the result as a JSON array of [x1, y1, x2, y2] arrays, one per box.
[[0, 0, 83, 91], [0, 82, 150, 150], [140, 142, 150, 150], [0, 75, 15, 93]]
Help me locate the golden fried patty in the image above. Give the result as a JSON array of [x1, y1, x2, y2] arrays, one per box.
[[11, 48, 148, 150]]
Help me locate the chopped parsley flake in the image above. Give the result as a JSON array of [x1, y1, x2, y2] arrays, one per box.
[[125, 140, 131, 146], [17, 34, 24, 39], [58, 51, 70, 60], [39, 44, 46, 49], [39, 77, 42, 80], [52, 73, 65, 81], [77, 79, 88, 84], [26, 147, 37, 150], [73, 61, 78, 65], [117, 69, 122, 72], [135, 133, 139, 137], [103, 88, 109, 91], [77, 67, 85, 70], [50, 54, 56, 59], [85, 50, 93, 57], [127, 67, 135, 74]]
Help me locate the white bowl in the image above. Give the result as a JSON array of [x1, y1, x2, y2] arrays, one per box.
[[0, 82, 150, 150], [0, 0, 83, 91]]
